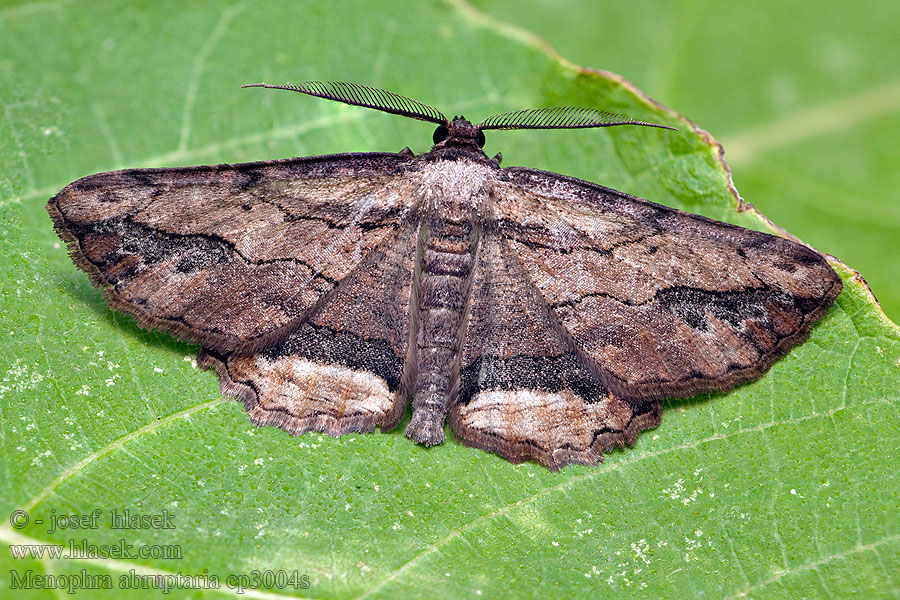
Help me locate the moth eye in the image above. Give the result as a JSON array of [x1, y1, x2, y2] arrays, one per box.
[[475, 129, 486, 148], [432, 125, 449, 144]]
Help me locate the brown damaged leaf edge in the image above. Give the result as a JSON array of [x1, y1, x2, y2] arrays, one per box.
[[47, 81, 842, 471]]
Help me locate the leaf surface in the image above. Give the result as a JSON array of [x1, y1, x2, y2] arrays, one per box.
[[1, 1, 898, 598]]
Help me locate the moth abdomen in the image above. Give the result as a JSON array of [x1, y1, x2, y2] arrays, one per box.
[[423, 249, 471, 276], [406, 211, 480, 445]]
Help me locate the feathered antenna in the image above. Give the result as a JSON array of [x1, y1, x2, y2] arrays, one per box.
[[478, 107, 676, 131], [242, 81, 448, 125]]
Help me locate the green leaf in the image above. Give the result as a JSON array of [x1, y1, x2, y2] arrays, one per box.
[[2, 1, 898, 599]]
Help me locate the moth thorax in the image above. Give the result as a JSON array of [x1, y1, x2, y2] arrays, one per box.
[[419, 159, 492, 214]]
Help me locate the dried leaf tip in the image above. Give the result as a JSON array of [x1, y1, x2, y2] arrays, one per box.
[[242, 80, 448, 125]]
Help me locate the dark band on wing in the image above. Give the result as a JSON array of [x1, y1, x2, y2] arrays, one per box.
[[264, 323, 405, 391], [458, 353, 610, 406]]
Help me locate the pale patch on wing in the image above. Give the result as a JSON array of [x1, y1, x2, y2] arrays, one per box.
[[450, 389, 658, 470], [201, 352, 401, 437], [238, 355, 395, 414], [461, 389, 631, 440]]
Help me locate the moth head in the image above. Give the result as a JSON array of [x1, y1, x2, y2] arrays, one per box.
[[432, 117, 486, 149]]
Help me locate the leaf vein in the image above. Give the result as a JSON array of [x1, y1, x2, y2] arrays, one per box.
[[18, 398, 226, 512], [357, 397, 892, 598]]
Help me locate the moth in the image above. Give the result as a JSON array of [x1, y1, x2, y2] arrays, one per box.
[[48, 81, 842, 470]]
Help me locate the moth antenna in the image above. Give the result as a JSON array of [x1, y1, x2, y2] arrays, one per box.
[[242, 81, 449, 126], [478, 107, 676, 131]]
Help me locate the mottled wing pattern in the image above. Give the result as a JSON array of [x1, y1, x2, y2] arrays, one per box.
[[451, 229, 660, 469], [48, 153, 419, 353], [452, 167, 840, 469], [198, 217, 419, 436], [492, 167, 842, 402]]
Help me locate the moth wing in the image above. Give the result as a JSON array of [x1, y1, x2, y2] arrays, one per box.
[[48, 153, 421, 353], [493, 167, 842, 402], [198, 216, 419, 437], [451, 229, 661, 470]]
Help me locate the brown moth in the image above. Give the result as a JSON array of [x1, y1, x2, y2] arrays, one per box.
[[48, 81, 842, 470]]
